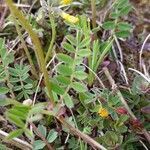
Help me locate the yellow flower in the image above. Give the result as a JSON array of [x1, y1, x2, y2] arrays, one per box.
[[98, 108, 109, 118], [60, 0, 72, 5], [61, 12, 79, 24]]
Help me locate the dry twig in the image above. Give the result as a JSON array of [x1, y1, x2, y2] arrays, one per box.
[[0, 129, 32, 150], [58, 117, 107, 150]]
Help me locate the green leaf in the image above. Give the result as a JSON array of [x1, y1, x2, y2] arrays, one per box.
[[131, 75, 149, 94], [94, 39, 113, 71], [92, 26, 101, 33], [119, 115, 129, 123], [21, 74, 29, 81], [51, 82, 65, 95], [29, 103, 46, 115], [104, 131, 118, 145], [64, 94, 74, 108], [6, 113, 25, 128], [102, 21, 116, 30], [0, 38, 14, 66], [79, 37, 90, 48], [47, 129, 58, 143], [110, 12, 120, 19], [62, 42, 75, 53], [0, 143, 7, 150], [24, 84, 33, 89], [16, 92, 24, 100], [13, 85, 22, 91], [92, 40, 100, 69], [115, 31, 130, 38], [0, 99, 20, 106], [74, 71, 88, 80], [71, 82, 87, 92], [66, 35, 76, 46], [76, 30, 82, 42], [119, 5, 132, 16], [14, 105, 30, 113], [117, 22, 132, 31], [57, 64, 73, 76], [9, 77, 20, 83], [24, 128, 34, 140], [38, 125, 47, 137], [57, 53, 73, 64], [33, 140, 45, 150], [116, 125, 128, 133], [55, 75, 71, 86], [116, 0, 129, 9], [6, 129, 24, 140], [9, 67, 19, 77], [0, 87, 9, 95], [74, 57, 83, 65], [22, 65, 30, 75], [8, 109, 27, 120], [78, 49, 91, 57], [28, 114, 43, 122]]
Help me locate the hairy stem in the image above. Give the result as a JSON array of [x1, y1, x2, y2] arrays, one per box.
[[6, 0, 54, 103], [91, 0, 96, 29], [0, 129, 32, 150], [45, 14, 56, 63]]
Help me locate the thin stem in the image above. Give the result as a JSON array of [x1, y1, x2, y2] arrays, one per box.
[[6, 0, 54, 103], [59, 30, 80, 104], [94, 38, 114, 72], [91, 0, 96, 29], [5, 67, 15, 98], [12, 17, 38, 79], [41, 110, 107, 149], [58, 116, 107, 150], [30, 123, 54, 150], [0, 6, 8, 31], [45, 14, 56, 63], [82, 63, 105, 88], [70, 109, 83, 149], [0, 129, 32, 149]]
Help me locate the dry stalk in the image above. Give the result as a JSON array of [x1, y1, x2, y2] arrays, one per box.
[[58, 116, 107, 150], [0, 129, 32, 150]]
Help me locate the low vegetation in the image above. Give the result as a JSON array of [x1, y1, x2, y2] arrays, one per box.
[[0, 0, 149, 149]]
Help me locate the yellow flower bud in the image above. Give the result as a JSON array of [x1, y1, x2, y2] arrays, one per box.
[[60, 0, 72, 5], [61, 12, 79, 24], [98, 108, 109, 118]]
